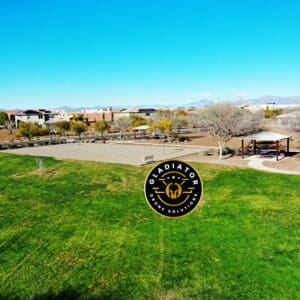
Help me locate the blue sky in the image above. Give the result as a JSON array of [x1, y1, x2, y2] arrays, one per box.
[[1, 0, 300, 109]]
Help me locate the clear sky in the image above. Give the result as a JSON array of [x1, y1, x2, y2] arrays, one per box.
[[1, 0, 300, 109]]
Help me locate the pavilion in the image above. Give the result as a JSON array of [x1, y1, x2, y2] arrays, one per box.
[[241, 131, 291, 161], [133, 125, 150, 139]]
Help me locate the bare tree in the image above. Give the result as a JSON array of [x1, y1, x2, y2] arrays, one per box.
[[171, 115, 188, 134], [286, 112, 300, 132], [116, 116, 130, 139], [199, 104, 263, 159], [284, 112, 300, 147]]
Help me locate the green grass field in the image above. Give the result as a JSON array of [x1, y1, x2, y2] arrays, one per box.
[[0, 153, 299, 299]]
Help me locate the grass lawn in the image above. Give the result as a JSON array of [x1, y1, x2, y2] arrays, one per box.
[[0, 153, 299, 299]]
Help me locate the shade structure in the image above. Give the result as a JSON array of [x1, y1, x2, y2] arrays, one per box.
[[241, 131, 290, 142], [133, 125, 150, 131], [133, 125, 150, 139], [241, 131, 291, 161]]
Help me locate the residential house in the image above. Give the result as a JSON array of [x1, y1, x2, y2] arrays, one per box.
[[118, 107, 157, 119], [14, 109, 71, 128], [83, 108, 116, 123]]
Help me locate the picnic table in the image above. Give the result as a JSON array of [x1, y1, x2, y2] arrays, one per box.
[[258, 149, 275, 158]]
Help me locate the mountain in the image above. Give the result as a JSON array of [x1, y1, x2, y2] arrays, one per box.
[[188, 99, 215, 107], [55, 105, 112, 112], [244, 95, 300, 105]]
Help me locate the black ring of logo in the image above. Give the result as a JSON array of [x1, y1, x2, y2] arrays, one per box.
[[144, 160, 203, 217]]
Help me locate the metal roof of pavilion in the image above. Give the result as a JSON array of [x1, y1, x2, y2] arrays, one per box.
[[242, 131, 291, 141], [133, 125, 150, 130]]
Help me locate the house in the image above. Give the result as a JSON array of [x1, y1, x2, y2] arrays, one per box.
[[83, 108, 116, 123], [14, 109, 71, 128], [118, 107, 157, 118]]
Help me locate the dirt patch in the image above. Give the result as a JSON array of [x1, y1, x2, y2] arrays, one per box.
[[177, 133, 244, 148], [0, 129, 18, 141], [263, 153, 300, 172], [178, 152, 249, 168]]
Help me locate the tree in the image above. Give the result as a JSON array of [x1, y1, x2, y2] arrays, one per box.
[[37, 126, 50, 137], [16, 122, 39, 141], [175, 108, 187, 117], [0, 112, 8, 126], [161, 118, 173, 139], [55, 120, 70, 136], [283, 112, 300, 148], [71, 121, 87, 139], [73, 113, 85, 122], [151, 118, 173, 140], [116, 116, 130, 139], [172, 115, 188, 134], [129, 115, 146, 127], [286, 112, 300, 132], [264, 106, 283, 119], [95, 120, 111, 142], [199, 104, 263, 159], [155, 109, 172, 120]]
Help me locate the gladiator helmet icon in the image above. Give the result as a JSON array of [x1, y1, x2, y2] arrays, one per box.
[[165, 182, 182, 199]]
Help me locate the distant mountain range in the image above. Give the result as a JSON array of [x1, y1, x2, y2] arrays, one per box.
[[54, 96, 300, 110], [187, 99, 215, 107], [240, 95, 300, 105], [2, 95, 300, 111]]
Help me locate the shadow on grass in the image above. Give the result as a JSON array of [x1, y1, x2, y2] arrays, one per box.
[[32, 288, 124, 300], [34, 289, 83, 300]]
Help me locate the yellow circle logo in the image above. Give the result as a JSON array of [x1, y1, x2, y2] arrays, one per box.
[[144, 160, 203, 217]]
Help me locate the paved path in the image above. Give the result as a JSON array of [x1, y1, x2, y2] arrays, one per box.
[[246, 156, 300, 175]]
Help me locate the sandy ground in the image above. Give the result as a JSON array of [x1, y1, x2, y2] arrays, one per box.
[[263, 153, 300, 172], [1, 142, 200, 166], [1, 138, 299, 172], [178, 152, 249, 168]]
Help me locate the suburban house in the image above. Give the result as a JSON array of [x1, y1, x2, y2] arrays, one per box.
[[13, 109, 71, 128], [83, 108, 116, 123], [118, 107, 157, 118]]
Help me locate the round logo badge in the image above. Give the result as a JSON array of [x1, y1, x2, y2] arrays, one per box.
[[144, 160, 203, 217]]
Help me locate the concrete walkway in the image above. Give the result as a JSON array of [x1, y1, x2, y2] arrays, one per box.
[[246, 156, 300, 175]]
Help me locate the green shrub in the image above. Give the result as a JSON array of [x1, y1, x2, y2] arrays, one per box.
[[217, 147, 233, 155], [178, 136, 189, 142], [200, 149, 210, 156], [233, 147, 241, 155], [7, 143, 16, 149], [38, 127, 50, 136]]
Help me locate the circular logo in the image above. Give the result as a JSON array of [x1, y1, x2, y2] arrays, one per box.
[[144, 160, 203, 217]]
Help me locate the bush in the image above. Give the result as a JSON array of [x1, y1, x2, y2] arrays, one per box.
[[38, 127, 50, 136], [178, 136, 189, 142], [217, 147, 233, 155], [264, 107, 283, 119], [233, 147, 241, 155], [200, 149, 210, 156], [7, 143, 17, 149]]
